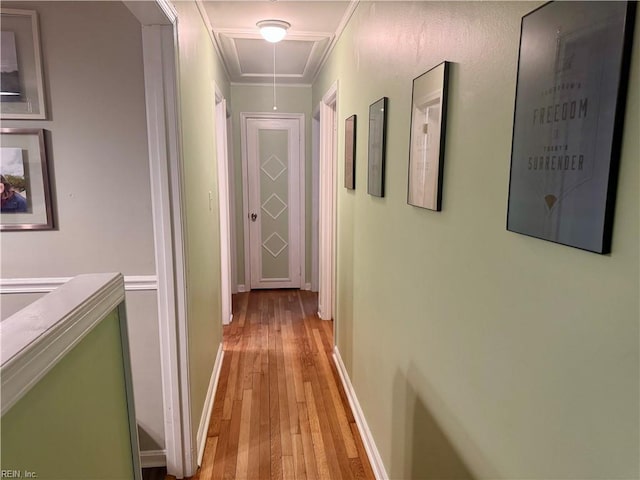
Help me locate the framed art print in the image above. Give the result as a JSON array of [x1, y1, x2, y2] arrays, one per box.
[[367, 97, 388, 197], [507, 1, 636, 253], [1, 128, 54, 230], [407, 61, 450, 211], [0, 9, 47, 119], [344, 115, 356, 190]]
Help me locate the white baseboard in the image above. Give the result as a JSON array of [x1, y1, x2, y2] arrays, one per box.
[[304, 282, 312, 291], [333, 347, 388, 480], [196, 343, 224, 466], [237, 284, 247, 292], [140, 449, 167, 468]]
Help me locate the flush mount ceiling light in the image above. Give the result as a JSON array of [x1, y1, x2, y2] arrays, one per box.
[[257, 19, 290, 43]]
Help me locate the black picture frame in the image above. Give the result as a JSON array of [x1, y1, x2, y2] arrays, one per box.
[[0, 128, 54, 230], [407, 61, 450, 211], [507, 1, 636, 254], [344, 115, 356, 190], [367, 97, 388, 197]]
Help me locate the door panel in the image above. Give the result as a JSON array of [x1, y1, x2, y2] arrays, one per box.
[[247, 118, 301, 289]]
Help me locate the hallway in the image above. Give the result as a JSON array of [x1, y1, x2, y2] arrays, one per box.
[[191, 290, 374, 480]]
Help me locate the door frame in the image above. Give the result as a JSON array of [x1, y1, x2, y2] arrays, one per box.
[[214, 85, 232, 325], [240, 112, 306, 291], [311, 107, 320, 292], [318, 82, 338, 322], [130, 0, 193, 477]]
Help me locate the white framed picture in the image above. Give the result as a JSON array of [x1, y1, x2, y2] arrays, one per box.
[[1, 128, 54, 230], [1, 9, 46, 120]]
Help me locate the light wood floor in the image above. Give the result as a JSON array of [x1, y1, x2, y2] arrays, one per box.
[[189, 289, 375, 480]]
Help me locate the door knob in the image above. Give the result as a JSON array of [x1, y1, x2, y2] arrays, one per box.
[[250, 213, 258, 222]]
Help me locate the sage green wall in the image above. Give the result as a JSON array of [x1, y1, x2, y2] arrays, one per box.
[[173, 1, 229, 443], [313, 2, 639, 478], [1, 310, 135, 479], [229, 84, 313, 287]]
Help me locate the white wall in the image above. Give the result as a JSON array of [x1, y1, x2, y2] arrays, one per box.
[[0, 1, 165, 453]]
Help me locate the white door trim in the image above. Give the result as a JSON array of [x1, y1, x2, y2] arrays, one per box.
[[215, 86, 233, 325], [240, 112, 306, 291], [133, 0, 193, 476], [226, 112, 239, 295], [311, 107, 320, 292], [318, 82, 338, 321]]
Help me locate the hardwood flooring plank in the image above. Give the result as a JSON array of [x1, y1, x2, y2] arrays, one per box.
[[222, 348, 241, 420], [298, 401, 319, 480], [351, 423, 376, 479], [192, 290, 375, 480], [208, 353, 231, 436], [292, 433, 307, 480], [235, 390, 252, 479], [223, 400, 243, 480], [198, 436, 218, 480], [276, 300, 293, 457], [259, 369, 271, 480], [304, 381, 331, 480], [312, 328, 359, 459], [282, 456, 295, 480], [248, 373, 262, 480], [306, 356, 352, 480], [211, 419, 230, 480]]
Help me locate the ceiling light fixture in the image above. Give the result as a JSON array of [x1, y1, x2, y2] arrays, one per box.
[[257, 19, 290, 43]]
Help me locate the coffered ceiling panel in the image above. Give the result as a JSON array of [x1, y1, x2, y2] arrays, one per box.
[[201, 1, 357, 85]]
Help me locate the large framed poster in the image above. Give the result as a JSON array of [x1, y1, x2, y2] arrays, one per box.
[[507, 1, 636, 254]]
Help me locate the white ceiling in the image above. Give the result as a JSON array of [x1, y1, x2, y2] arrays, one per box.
[[201, 1, 358, 85]]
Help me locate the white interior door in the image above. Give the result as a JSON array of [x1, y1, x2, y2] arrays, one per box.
[[246, 117, 302, 289]]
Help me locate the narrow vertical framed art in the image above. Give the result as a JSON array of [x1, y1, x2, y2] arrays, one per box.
[[407, 61, 450, 211], [367, 97, 388, 197], [507, 1, 636, 253], [344, 115, 356, 190]]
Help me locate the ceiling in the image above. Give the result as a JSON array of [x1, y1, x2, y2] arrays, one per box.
[[200, 1, 358, 85]]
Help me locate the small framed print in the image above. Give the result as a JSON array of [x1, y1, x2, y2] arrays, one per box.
[[367, 97, 388, 197], [1, 9, 47, 119], [407, 61, 450, 211], [344, 115, 356, 190], [1, 128, 54, 230], [507, 1, 636, 253]]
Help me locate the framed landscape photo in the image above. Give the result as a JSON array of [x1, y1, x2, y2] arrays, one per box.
[[1, 9, 47, 119], [507, 1, 636, 254], [1, 128, 54, 230], [344, 115, 356, 190], [367, 97, 388, 197], [407, 61, 450, 211]]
